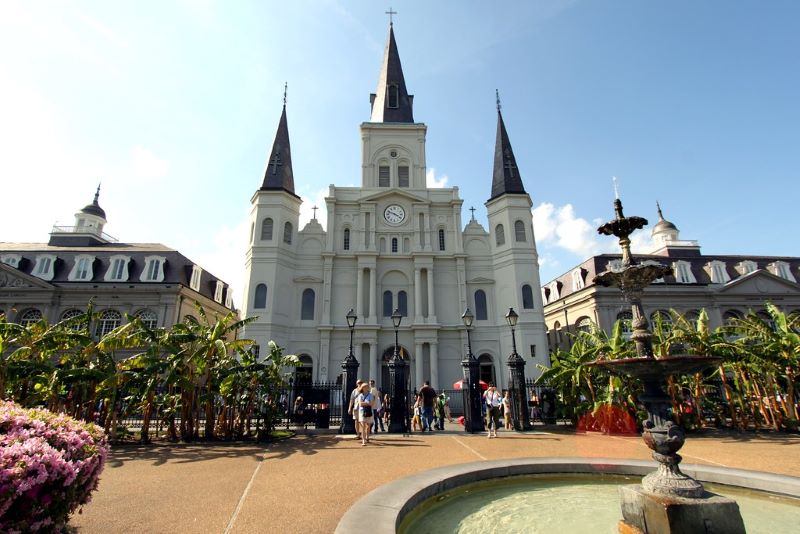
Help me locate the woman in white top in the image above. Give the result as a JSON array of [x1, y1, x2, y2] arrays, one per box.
[[484, 385, 502, 438], [356, 383, 375, 446]]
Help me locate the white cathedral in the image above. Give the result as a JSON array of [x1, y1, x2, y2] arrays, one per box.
[[242, 23, 548, 391]]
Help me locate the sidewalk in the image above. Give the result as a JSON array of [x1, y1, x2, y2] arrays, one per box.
[[71, 424, 800, 533]]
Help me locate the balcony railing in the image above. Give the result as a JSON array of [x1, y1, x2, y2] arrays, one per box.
[[50, 225, 118, 243]]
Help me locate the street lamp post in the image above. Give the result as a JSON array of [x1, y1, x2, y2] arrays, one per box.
[[340, 308, 359, 435], [388, 308, 408, 433], [461, 308, 485, 433], [505, 308, 532, 431]]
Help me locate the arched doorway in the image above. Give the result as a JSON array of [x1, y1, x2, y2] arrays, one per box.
[[295, 354, 313, 384], [380, 346, 410, 390], [478, 353, 496, 385]]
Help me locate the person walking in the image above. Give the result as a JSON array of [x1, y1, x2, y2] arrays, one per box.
[[369, 380, 385, 433], [484, 384, 502, 438], [419, 381, 437, 431], [356, 382, 375, 446], [348, 379, 364, 440], [502, 390, 513, 430], [411, 394, 422, 432], [435, 393, 447, 431]]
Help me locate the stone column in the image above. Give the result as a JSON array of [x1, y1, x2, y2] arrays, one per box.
[[414, 268, 422, 322], [430, 341, 439, 390], [415, 341, 424, 389], [369, 343, 378, 383], [356, 267, 363, 319], [427, 268, 436, 320], [369, 267, 377, 322]]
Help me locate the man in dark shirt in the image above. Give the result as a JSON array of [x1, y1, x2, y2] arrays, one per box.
[[418, 381, 437, 431]]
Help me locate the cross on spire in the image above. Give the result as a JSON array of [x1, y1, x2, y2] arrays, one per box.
[[269, 153, 282, 175], [283, 82, 287, 106], [469, 206, 476, 220], [503, 148, 517, 178], [385, 7, 397, 25], [496, 88, 501, 113], [312, 205, 318, 220]]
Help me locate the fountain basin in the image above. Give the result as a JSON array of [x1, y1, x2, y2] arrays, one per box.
[[334, 458, 800, 534], [592, 355, 722, 381]]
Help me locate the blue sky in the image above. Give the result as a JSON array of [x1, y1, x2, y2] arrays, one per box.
[[2, 1, 798, 309]]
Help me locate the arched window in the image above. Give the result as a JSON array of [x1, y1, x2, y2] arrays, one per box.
[[383, 291, 393, 317], [343, 228, 350, 251], [514, 220, 526, 242], [522, 284, 534, 309], [96, 310, 122, 338], [722, 310, 742, 325], [301, 289, 315, 320], [474, 290, 488, 320], [60, 308, 85, 331], [398, 291, 408, 316], [379, 237, 386, 253], [650, 310, 673, 333], [576, 317, 593, 333], [391, 238, 398, 253], [261, 218, 273, 241], [295, 354, 313, 383], [19, 309, 43, 327], [135, 309, 158, 329], [438, 229, 446, 251], [495, 224, 505, 246], [283, 222, 293, 244], [617, 311, 633, 337], [553, 321, 562, 344], [254, 284, 267, 309]]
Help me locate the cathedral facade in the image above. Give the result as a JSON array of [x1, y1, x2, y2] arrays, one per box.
[[242, 24, 548, 390]]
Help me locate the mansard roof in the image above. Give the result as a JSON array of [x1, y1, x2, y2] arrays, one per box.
[[369, 24, 414, 123]]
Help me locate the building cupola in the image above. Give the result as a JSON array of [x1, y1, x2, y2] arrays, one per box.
[[49, 184, 116, 246], [652, 201, 680, 245]]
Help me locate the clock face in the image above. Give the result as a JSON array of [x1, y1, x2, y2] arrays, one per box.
[[384, 204, 406, 225]]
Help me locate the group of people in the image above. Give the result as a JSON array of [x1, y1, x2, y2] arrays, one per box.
[[410, 381, 452, 432], [347, 379, 388, 446], [483, 383, 513, 438]]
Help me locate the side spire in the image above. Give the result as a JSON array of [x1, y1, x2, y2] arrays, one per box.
[[489, 91, 527, 200], [260, 85, 296, 195], [369, 22, 414, 123]]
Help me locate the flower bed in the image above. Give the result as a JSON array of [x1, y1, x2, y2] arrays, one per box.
[[1, 401, 109, 532]]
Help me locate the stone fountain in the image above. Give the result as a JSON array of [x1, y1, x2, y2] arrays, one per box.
[[591, 197, 745, 534]]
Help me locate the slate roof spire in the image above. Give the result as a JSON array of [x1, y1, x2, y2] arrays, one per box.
[[260, 83, 296, 195], [369, 23, 414, 123], [489, 90, 527, 200]]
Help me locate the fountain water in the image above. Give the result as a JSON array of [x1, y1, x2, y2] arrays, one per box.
[[591, 197, 745, 533]]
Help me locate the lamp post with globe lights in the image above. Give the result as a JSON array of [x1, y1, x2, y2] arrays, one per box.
[[461, 307, 485, 433], [505, 308, 532, 431], [388, 308, 408, 433], [340, 308, 359, 434]]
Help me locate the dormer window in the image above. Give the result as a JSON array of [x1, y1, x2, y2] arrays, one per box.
[[736, 260, 757, 275], [214, 281, 224, 303], [33, 254, 57, 281], [225, 289, 233, 309], [387, 84, 399, 108], [572, 269, 585, 290], [190, 266, 203, 291], [770, 261, 796, 282], [68, 254, 95, 281], [140, 256, 166, 282], [0, 254, 21, 268], [706, 260, 730, 284], [105, 255, 131, 282], [548, 281, 561, 300], [672, 260, 696, 284]]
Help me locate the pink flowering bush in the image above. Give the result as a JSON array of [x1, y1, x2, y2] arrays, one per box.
[[0, 401, 108, 533]]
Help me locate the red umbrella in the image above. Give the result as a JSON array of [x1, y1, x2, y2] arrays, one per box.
[[452, 379, 489, 391]]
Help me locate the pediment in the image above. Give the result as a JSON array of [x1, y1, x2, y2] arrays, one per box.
[[716, 270, 799, 296], [0, 264, 53, 289], [359, 188, 429, 204], [293, 275, 324, 284], [466, 276, 495, 285]]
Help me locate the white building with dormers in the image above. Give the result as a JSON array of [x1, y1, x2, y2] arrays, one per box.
[[242, 23, 549, 390]]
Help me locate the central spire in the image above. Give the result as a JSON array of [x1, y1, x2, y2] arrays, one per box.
[[369, 23, 414, 123], [489, 90, 527, 200]]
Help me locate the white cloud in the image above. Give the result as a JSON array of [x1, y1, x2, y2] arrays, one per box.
[[426, 168, 449, 188], [298, 187, 329, 229], [532, 202, 613, 258]]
